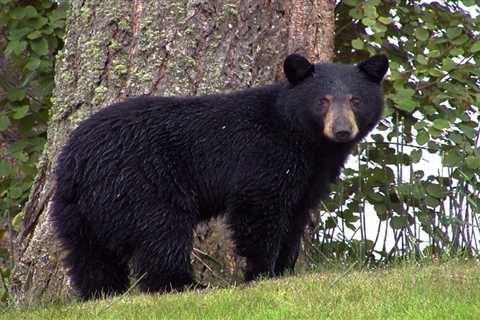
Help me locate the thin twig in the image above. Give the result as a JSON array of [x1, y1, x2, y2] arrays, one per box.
[[191, 251, 230, 286]]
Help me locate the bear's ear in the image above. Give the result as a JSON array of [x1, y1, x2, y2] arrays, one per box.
[[357, 55, 389, 83], [283, 54, 314, 85]]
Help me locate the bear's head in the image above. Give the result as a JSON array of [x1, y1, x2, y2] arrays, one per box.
[[281, 53, 388, 144]]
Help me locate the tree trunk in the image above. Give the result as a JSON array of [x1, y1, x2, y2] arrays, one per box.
[[12, 0, 335, 304]]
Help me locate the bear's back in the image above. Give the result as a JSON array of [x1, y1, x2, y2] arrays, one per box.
[[55, 86, 298, 217]]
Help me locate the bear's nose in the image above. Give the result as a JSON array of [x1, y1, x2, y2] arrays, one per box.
[[334, 130, 352, 142]]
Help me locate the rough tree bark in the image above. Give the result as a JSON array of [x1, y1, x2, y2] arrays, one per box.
[[12, 0, 335, 304]]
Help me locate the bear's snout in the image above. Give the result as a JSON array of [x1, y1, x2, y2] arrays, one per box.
[[322, 95, 359, 143]]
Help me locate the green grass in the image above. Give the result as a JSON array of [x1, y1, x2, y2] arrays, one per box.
[[1, 262, 480, 320]]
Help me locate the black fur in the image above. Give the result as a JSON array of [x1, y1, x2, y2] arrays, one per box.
[[51, 55, 388, 300], [283, 54, 314, 85], [357, 55, 389, 83]]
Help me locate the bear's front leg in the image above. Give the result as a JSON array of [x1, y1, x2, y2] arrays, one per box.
[[274, 212, 309, 276], [274, 229, 302, 276], [226, 204, 286, 282]]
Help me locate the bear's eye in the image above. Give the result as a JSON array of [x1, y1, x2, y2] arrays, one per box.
[[313, 97, 330, 116], [320, 97, 330, 107], [351, 96, 361, 108]]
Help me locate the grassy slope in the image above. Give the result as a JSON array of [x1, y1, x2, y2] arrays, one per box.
[[1, 262, 479, 320]]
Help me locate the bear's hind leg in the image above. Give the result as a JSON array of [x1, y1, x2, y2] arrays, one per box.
[[64, 243, 130, 300], [131, 209, 195, 293], [53, 201, 130, 300]]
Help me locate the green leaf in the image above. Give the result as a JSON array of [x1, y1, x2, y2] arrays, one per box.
[[21, 71, 37, 87], [0, 160, 11, 177], [466, 194, 479, 211], [428, 68, 444, 77], [446, 27, 462, 39], [395, 87, 414, 97], [361, 18, 376, 26], [416, 54, 428, 65], [27, 30, 43, 40], [7, 88, 26, 102], [23, 5, 38, 18], [416, 130, 429, 145], [11, 6, 27, 19], [442, 151, 462, 167], [4, 40, 27, 56], [465, 156, 480, 169], [0, 113, 11, 131], [451, 35, 469, 46], [349, 8, 362, 19], [378, 16, 393, 25], [371, 134, 384, 142], [442, 57, 456, 71], [432, 119, 449, 130], [41, 0, 53, 8], [397, 183, 412, 196], [352, 39, 364, 50], [12, 151, 28, 162], [395, 99, 416, 112], [367, 191, 384, 203], [415, 29, 429, 42], [450, 47, 464, 56], [458, 123, 476, 139], [428, 50, 441, 58], [11, 5, 38, 19], [25, 57, 41, 71], [448, 132, 464, 145], [12, 105, 29, 119], [427, 141, 439, 153], [50, 6, 67, 22], [411, 149, 422, 163], [390, 216, 408, 229], [325, 217, 337, 229], [470, 40, 480, 53], [9, 186, 25, 199], [30, 38, 49, 56], [424, 195, 439, 207], [8, 27, 32, 40], [426, 184, 446, 199], [428, 126, 442, 138], [9, 140, 29, 153], [423, 105, 436, 115], [414, 170, 424, 180], [12, 212, 24, 232], [374, 203, 388, 220], [414, 122, 426, 130], [30, 16, 49, 29], [392, 88, 417, 112], [364, 5, 378, 18], [372, 22, 387, 33]]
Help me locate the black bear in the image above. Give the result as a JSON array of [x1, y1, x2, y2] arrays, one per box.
[[52, 54, 388, 300]]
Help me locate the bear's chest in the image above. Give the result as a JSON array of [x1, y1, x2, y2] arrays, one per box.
[[300, 149, 349, 211]]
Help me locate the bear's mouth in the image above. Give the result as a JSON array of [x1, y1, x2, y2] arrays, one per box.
[[331, 130, 355, 143]]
